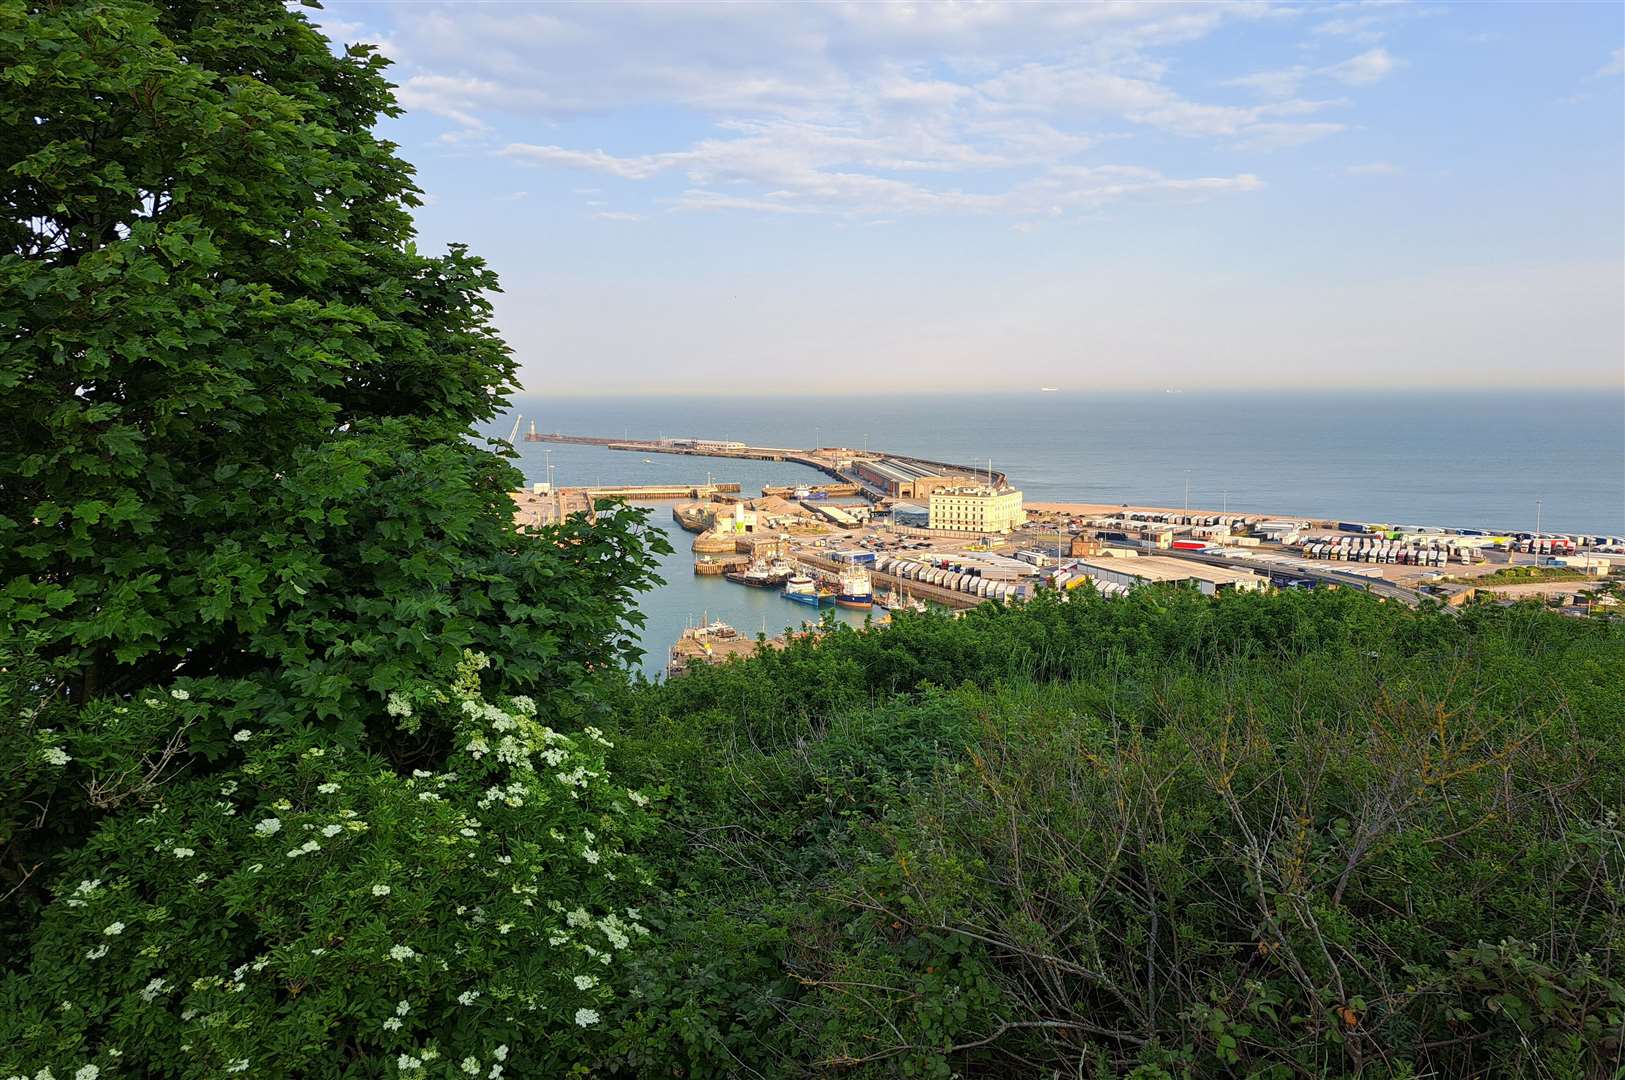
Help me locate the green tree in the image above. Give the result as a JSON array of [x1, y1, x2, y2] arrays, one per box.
[[1, 0, 664, 957], [1, 0, 667, 718]]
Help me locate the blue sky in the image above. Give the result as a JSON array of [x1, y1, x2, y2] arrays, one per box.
[[308, 1, 1624, 395]]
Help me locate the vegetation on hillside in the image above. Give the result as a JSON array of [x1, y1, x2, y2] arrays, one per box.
[[605, 592, 1624, 1077], [3, 4, 1619, 1079]]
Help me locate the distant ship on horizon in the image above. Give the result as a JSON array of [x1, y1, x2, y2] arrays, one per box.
[[1040, 386, 1059, 392]]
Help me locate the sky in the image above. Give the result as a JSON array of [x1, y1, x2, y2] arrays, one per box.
[[306, 1, 1625, 395]]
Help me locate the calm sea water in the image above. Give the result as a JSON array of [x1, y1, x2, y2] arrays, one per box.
[[484, 391, 1624, 676]]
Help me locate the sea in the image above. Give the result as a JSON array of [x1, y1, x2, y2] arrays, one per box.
[[481, 391, 1625, 677]]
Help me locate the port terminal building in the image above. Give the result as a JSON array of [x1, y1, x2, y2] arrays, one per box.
[[853, 457, 966, 499], [927, 486, 1027, 534]]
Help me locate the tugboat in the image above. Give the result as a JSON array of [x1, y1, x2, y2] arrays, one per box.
[[834, 566, 873, 610], [725, 560, 793, 588], [783, 573, 834, 606]]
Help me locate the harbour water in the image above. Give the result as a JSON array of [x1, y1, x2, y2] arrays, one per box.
[[490, 390, 1624, 676]]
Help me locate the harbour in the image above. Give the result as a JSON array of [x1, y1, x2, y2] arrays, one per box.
[[494, 393, 1623, 677]]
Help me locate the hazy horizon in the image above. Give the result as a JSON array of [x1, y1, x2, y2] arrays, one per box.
[[315, 2, 1624, 395]]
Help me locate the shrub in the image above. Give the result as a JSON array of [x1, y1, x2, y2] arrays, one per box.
[[1, 653, 658, 1079]]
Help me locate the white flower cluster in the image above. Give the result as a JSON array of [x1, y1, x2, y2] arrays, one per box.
[[285, 839, 320, 859], [253, 818, 282, 836]]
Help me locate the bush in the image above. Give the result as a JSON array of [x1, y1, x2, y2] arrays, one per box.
[[609, 592, 1625, 1077], [1, 653, 658, 1079]]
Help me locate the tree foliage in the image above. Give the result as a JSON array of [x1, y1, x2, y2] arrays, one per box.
[[0, 5, 668, 1068], [0, 0, 650, 712]]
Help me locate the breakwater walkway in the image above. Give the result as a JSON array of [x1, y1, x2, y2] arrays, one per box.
[[525, 433, 1007, 496]]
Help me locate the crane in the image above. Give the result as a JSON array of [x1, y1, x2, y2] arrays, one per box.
[[506, 413, 522, 445]]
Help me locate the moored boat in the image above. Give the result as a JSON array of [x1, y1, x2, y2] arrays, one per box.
[[877, 588, 926, 613], [726, 560, 793, 588], [835, 566, 873, 609], [784, 573, 834, 606]]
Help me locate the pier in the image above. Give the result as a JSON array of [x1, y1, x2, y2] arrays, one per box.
[[524, 432, 1008, 496]]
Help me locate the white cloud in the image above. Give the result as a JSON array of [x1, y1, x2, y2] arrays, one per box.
[[1346, 161, 1402, 174], [1224, 66, 1312, 98], [1325, 48, 1400, 85], [1599, 48, 1624, 78], [1312, 15, 1387, 45], [332, 1, 1405, 220], [1234, 123, 1348, 150], [593, 211, 644, 222], [1226, 48, 1400, 99]]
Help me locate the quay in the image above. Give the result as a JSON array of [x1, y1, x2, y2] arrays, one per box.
[[795, 552, 982, 610], [573, 482, 739, 500], [525, 432, 1007, 499], [511, 483, 737, 529]]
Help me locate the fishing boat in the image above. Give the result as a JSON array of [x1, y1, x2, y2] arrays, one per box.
[[725, 560, 793, 588], [666, 617, 742, 677], [783, 573, 833, 606], [877, 587, 926, 613], [834, 566, 873, 610]]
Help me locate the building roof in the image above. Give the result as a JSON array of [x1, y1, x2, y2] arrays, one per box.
[[1073, 556, 1263, 587]]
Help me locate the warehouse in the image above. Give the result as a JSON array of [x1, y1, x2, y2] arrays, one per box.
[[1070, 555, 1267, 595], [853, 457, 959, 499]]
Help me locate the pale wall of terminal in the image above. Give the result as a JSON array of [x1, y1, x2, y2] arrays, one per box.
[[927, 487, 1027, 533]]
